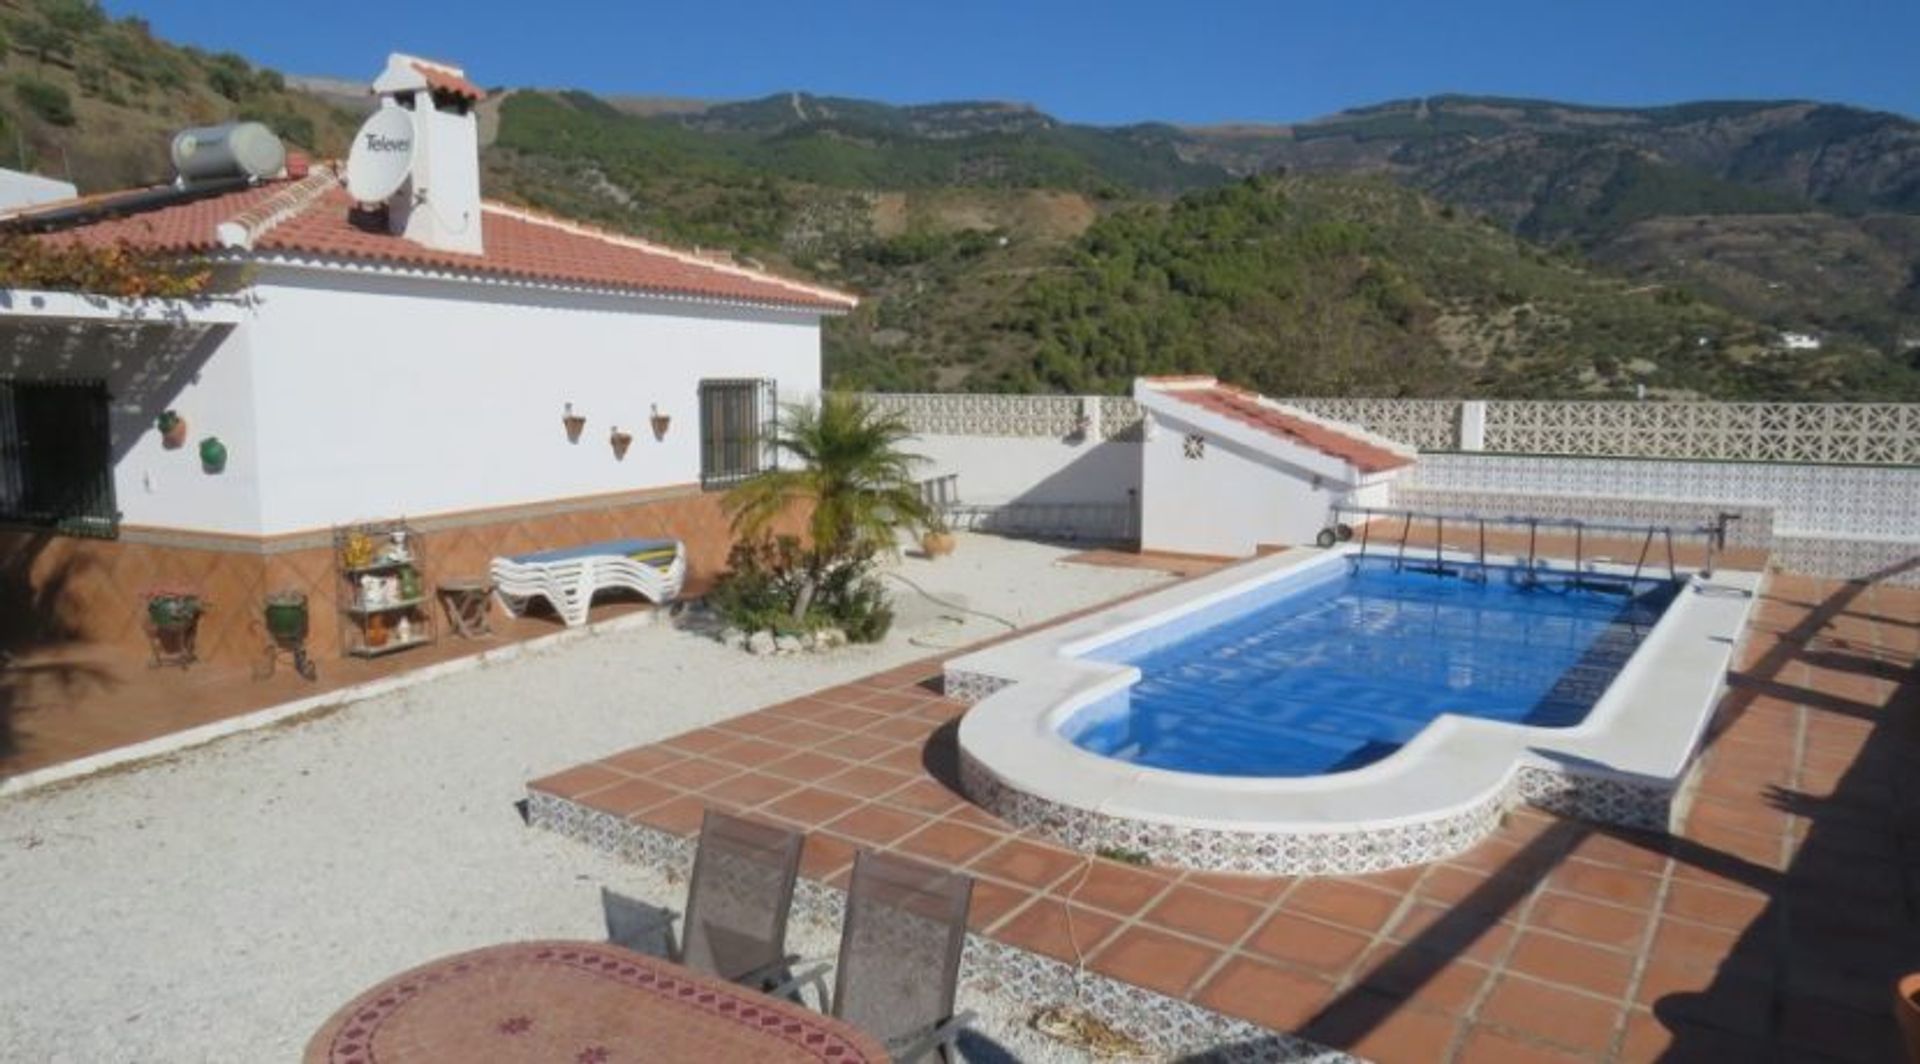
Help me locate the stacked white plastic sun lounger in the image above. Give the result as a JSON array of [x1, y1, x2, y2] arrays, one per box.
[[489, 537, 686, 627]]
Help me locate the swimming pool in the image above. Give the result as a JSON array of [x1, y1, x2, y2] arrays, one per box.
[[1066, 558, 1680, 777], [949, 546, 1758, 874]]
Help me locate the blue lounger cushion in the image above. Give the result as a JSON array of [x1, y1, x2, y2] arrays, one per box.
[[510, 538, 680, 566]]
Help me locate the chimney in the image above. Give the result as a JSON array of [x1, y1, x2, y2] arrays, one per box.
[[369, 53, 483, 255]]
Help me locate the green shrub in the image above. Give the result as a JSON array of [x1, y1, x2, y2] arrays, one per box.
[[708, 535, 895, 643], [15, 76, 74, 126]]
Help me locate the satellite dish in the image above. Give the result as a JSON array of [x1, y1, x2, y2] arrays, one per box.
[[346, 107, 415, 203]]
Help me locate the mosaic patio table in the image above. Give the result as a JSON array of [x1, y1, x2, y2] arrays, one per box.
[[304, 940, 888, 1064]]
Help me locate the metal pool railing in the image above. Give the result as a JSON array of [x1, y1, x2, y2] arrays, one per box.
[[1323, 504, 1743, 586]]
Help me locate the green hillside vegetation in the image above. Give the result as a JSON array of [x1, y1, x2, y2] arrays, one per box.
[[960, 177, 1919, 399], [494, 90, 1219, 199], [0, 0, 355, 190]]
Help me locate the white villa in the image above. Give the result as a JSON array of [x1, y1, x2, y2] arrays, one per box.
[[0, 54, 852, 660]]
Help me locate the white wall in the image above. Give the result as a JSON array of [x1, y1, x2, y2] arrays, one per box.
[[906, 434, 1139, 506], [241, 268, 823, 534], [0, 310, 266, 535]]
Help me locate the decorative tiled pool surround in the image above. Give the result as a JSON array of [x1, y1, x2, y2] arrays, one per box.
[[956, 743, 1674, 876], [948, 548, 1759, 876], [524, 791, 1349, 1063]]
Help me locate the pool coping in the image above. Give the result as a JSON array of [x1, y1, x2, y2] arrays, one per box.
[[947, 546, 1762, 874]]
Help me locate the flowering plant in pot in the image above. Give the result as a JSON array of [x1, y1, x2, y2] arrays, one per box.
[[145, 585, 203, 630]]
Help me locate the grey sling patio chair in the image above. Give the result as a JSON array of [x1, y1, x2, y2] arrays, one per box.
[[603, 808, 806, 989], [774, 849, 977, 1063]]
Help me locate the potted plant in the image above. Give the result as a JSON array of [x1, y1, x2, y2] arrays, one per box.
[[610, 425, 633, 460], [920, 511, 956, 558], [562, 401, 586, 443], [264, 589, 309, 644], [649, 403, 671, 441], [144, 586, 203, 659], [156, 410, 188, 449]]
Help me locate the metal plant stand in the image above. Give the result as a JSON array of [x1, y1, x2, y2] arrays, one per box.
[[255, 592, 318, 681], [144, 618, 199, 670]]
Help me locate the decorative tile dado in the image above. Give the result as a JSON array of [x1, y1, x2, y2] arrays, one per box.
[[959, 750, 1509, 875], [526, 791, 1348, 1062], [1391, 485, 1776, 549], [946, 502, 1136, 543], [941, 668, 1014, 705]]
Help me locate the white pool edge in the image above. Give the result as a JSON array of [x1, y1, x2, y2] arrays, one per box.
[[948, 546, 1762, 874]]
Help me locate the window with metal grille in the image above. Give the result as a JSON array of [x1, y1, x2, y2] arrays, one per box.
[[0, 379, 119, 538], [698, 378, 777, 489]]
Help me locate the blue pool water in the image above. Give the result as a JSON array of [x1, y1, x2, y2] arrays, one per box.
[[1067, 558, 1680, 778]]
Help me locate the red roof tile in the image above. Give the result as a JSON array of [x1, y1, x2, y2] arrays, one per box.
[[1156, 383, 1414, 475], [413, 61, 483, 102], [12, 172, 856, 313]]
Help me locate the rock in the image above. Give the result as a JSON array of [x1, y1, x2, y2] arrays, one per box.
[[797, 631, 818, 652], [718, 627, 747, 650], [774, 634, 803, 655], [816, 627, 847, 649], [746, 630, 776, 656]]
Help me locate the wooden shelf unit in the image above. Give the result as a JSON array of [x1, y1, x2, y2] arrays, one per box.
[[333, 520, 438, 659]]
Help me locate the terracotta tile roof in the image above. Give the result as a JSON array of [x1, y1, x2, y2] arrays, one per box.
[[9, 172, 857, 313], [1150, 380, 1414, 475], [413, 60, 484, 102]]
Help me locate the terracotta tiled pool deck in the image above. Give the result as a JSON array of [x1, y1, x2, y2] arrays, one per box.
[[530, 565, 1920, 1063]]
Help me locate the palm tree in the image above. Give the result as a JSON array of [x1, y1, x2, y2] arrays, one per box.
[[723, 393, 930, 620]]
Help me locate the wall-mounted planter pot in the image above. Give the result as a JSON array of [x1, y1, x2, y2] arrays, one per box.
[[610, 428, 633, 461], [157, 410, 188, 449], [199, 436, 228, 474], [650, 404, 671, 441], [563, 402, 586, 443]]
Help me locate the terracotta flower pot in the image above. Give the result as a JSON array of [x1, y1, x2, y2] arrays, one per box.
[[921, 530, 956, 558], [563, 402, 586, 443], [1895, 973, 1920, 1063], [650, 412, 671, 441], [158, 411, 188, 449], [610, 429, 633, 460]]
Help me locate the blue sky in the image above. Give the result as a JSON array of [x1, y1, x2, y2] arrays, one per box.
[[116, 0, 1917, 124]]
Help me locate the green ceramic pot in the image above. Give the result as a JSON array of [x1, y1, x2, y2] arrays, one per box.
[[199, 436, 228, 474], [264, 592, 308, 641]]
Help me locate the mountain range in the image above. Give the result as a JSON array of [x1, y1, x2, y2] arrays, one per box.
[[1, 0, 1917, 398]]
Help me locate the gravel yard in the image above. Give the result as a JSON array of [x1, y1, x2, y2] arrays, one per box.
[[0, 534, 1170, 1063]]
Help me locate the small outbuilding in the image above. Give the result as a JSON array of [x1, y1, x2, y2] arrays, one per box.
[[1133, 376, 1416, 557]]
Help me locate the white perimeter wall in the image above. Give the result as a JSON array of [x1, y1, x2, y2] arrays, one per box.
[[906, 434, 1140, 507], [107, 268, 823, 536]]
